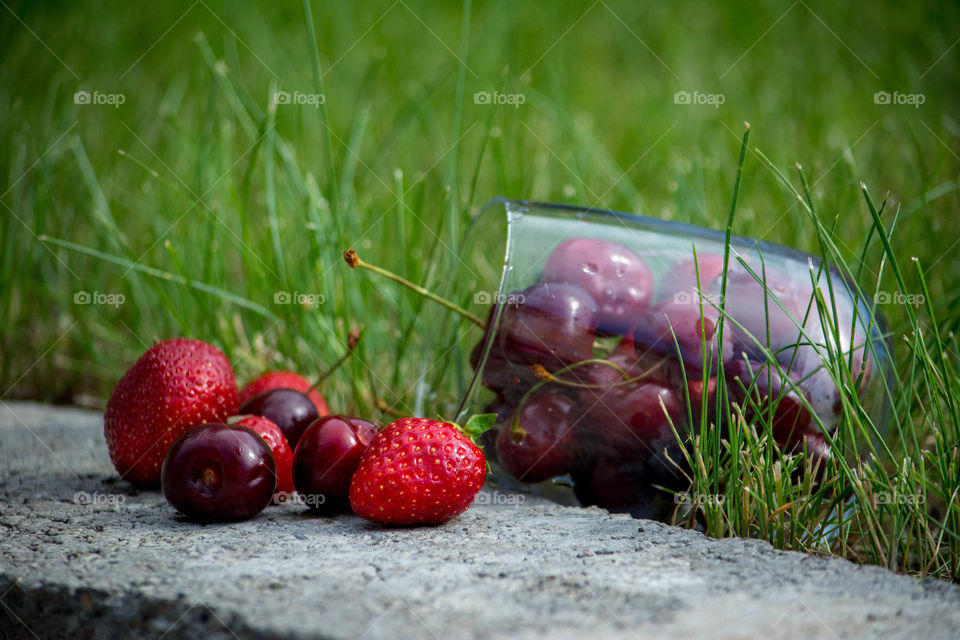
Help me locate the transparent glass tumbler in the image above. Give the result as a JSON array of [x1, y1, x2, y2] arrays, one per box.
[[452, 199, 891, 519]]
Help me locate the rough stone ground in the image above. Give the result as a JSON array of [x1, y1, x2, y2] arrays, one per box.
[[1, 401, 958, 640]]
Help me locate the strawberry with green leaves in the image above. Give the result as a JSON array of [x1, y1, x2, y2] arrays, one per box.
[[349, 415, 494, 525]]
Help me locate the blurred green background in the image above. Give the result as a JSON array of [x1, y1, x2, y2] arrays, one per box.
[[2, 0, 958, 416]]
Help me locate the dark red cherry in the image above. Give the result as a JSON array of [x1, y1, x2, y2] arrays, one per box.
[[656, 252, 725, 302], [161, 423, 276, 522], [685, 376, 718, 426], [634, 299, 734, 370], [238, 388, 319, 448], [570, 458, 678, 520], [470, 339, 537, 401], [293, 415, 377, 511], [234, 414, 295, 498], [496, 392, 579, 483], [497, 282, 598, 369], [578, 378, 684, 459], [543, 237, 653, 335], [726, 358, 814, 450], [479, 396, 516, 463]]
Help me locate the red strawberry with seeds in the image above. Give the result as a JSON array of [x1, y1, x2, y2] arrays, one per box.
[[349, 416, 492, 525], [234, 414, 294, 498], [239, 370, 330, 416], [104, 338, 239, 487]]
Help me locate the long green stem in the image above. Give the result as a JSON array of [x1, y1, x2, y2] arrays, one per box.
[[343, 248, 486, 329]]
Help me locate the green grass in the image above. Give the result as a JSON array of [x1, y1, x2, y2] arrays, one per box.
[[2, 1, 959, 578]]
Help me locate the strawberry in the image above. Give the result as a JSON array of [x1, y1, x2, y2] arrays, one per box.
[[348, 415, 493, 525], [104, 338, 239, 487], [239, 370, 330, 416], [234, 414, 294, 497]]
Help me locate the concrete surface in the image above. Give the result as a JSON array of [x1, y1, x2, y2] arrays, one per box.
[[1, 401, 959, 640]]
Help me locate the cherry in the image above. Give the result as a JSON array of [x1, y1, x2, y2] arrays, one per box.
[[497, 282, 598, 369], [479, 396, 515, 463], [798, 432, 833, 485], [685, 376, 718, 426], [542, 237, 653, 335], [772, 335, 846, 431], [710, 265, 811, 359], [726, 358, 814, 450], [238, 388, 319, 449], [634, 298, 733, 371], [161, 423, 276, 522], [795, 310, 873, 398], [234, 414, 295, 498], [571, 458, 678, 520], [578, 377, 684, 460], [729, 356, 836, 485], [496, 391, 579, 483], [293, 415, 378, 511], [470, 339, 537, 402], [573, 335, 683, 388], [656, 252, 725, 302]]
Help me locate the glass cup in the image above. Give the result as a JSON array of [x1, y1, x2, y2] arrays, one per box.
[[451, 198, 892, 519]]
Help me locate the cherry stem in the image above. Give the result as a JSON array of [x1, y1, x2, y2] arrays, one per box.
[[344, 248, 486, 330], [374, 397, 405, 418], [510, 356, 668, 438], [311, 326, 362, 390], [529, 356, 669, 390]]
